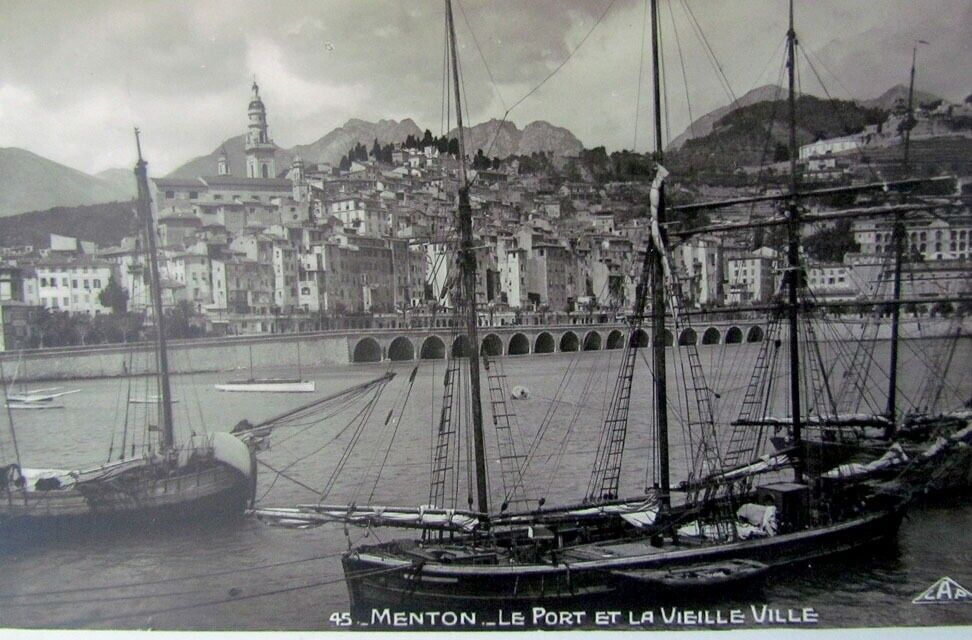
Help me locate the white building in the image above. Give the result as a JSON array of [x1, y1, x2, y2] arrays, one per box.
[[725, 247, 780, 305], [327, 197, 388, 237], [798, 133, 866, 160], [497, 236, 525, 308], [33, 258, 113, 315], [805, 260, 858, 302], [853, 213, 972, 262], [673, 235, 722, 308], [163, 248, 212, 312]]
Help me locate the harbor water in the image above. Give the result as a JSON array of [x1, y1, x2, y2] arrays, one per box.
[[1, 337, 970, 630]]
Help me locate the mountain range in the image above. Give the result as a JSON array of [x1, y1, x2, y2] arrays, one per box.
[[666, 84, 943, 151], [166, 118, 584, 179], [0, 148, 134, 218], [0, 83, 948, 218]]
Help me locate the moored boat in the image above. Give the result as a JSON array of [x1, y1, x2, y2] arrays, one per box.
[[215, 378, 315, 393], [0, 134, 257, 544], [255, 0, 911, 620]]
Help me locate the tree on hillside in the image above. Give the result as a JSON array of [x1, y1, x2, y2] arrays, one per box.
[[803, 219, 860, 262], [422, 129, 434, 146], [370, 138, 382, 160], [472, 149, 490, 170], [98, 275, 129, 314]]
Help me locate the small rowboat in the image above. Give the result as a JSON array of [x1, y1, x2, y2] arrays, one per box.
[[129, 396, 180, 405], [6, 401, 65, 410], [612, 558, 769, 593], [215, 379, 316, 393]]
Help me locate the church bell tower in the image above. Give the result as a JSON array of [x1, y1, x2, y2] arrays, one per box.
[[245, 81, 276, 179], [217, 145, 230, 176]]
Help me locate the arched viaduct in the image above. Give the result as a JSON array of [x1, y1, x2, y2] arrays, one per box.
[[348, 321, 769, 363]]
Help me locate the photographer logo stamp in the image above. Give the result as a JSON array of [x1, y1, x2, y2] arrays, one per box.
[[912, 577, 972, 604]]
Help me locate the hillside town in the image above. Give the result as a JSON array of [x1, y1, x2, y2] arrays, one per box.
[[1, 82, 971, 350]]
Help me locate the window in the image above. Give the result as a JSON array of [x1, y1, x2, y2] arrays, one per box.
[[83, 279, 90, 289], [72, 280, 78, 289], [62, 277, 68, 286], [40, 277, 48, 287], [93, 279, 101, 288], [165, 190, 175, 198], [214, 194, 223, 200], [189, 191, 198, 199]]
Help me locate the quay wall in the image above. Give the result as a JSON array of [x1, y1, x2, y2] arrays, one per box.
[[1, 317, 967, 383]]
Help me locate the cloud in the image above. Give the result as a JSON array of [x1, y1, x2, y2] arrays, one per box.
[[0, 0, 968, 175]]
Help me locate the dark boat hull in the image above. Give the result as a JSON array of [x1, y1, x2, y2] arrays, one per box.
[[0, 462, 251, 547], [342, 507, 903, 619]]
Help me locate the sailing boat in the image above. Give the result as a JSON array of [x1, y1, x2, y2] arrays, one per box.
[[253, 0, 907, 617], [740, 40, 972, 493], [214, 338, 315, 393], [0, 132, 257, 540], [4, 352, 81, 410]]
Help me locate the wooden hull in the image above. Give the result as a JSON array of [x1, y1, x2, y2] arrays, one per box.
[[0, 462, 251, 545], [342, 507, 903, 619]]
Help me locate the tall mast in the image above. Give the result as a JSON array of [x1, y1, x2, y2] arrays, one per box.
[[887, 43, 922, 434], [785, 0, 803, 481], [902, 44, 919, 172], [134, 129, 175, 451], [649, 0, 670, 508], [445, 0, 489, 520]]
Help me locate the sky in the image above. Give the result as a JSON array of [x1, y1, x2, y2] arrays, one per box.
[[1, 0, 969, 175]]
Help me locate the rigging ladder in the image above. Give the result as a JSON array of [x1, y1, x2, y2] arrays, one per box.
[[725, 313, 785, 469], [482, 356, 531, 509], [665, 273, 737, 542], [588, 323, 639, 501], [429, 358, 460, 511], [802, 305, 838, 422]]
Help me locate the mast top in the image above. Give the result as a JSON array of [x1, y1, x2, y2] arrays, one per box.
[[134, 127, 145, 165]]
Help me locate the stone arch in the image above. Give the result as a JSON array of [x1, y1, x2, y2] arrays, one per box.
[[452, 334, 471, 357], [387, 336, 414, 361], [747, 326, 764, 343], [633, 328, 649, 348], [725, 326, 743, 344], [481, 333, 503, 357], [678, 328, 697, 346], [702, 327, 721, 345], [352, 337, 382, 363], [508, 333, 530, 355], [535, 332, 555, 354], [606, 329, 624, 349], [582, 331, 602, 351], [662, 329, 674, 346], [559, 331, 579, 352], [420, 335, 446, 360]]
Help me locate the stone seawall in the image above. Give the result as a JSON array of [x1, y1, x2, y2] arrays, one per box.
[[1, 316, 967, 383], [0, 332, 352, 383]]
